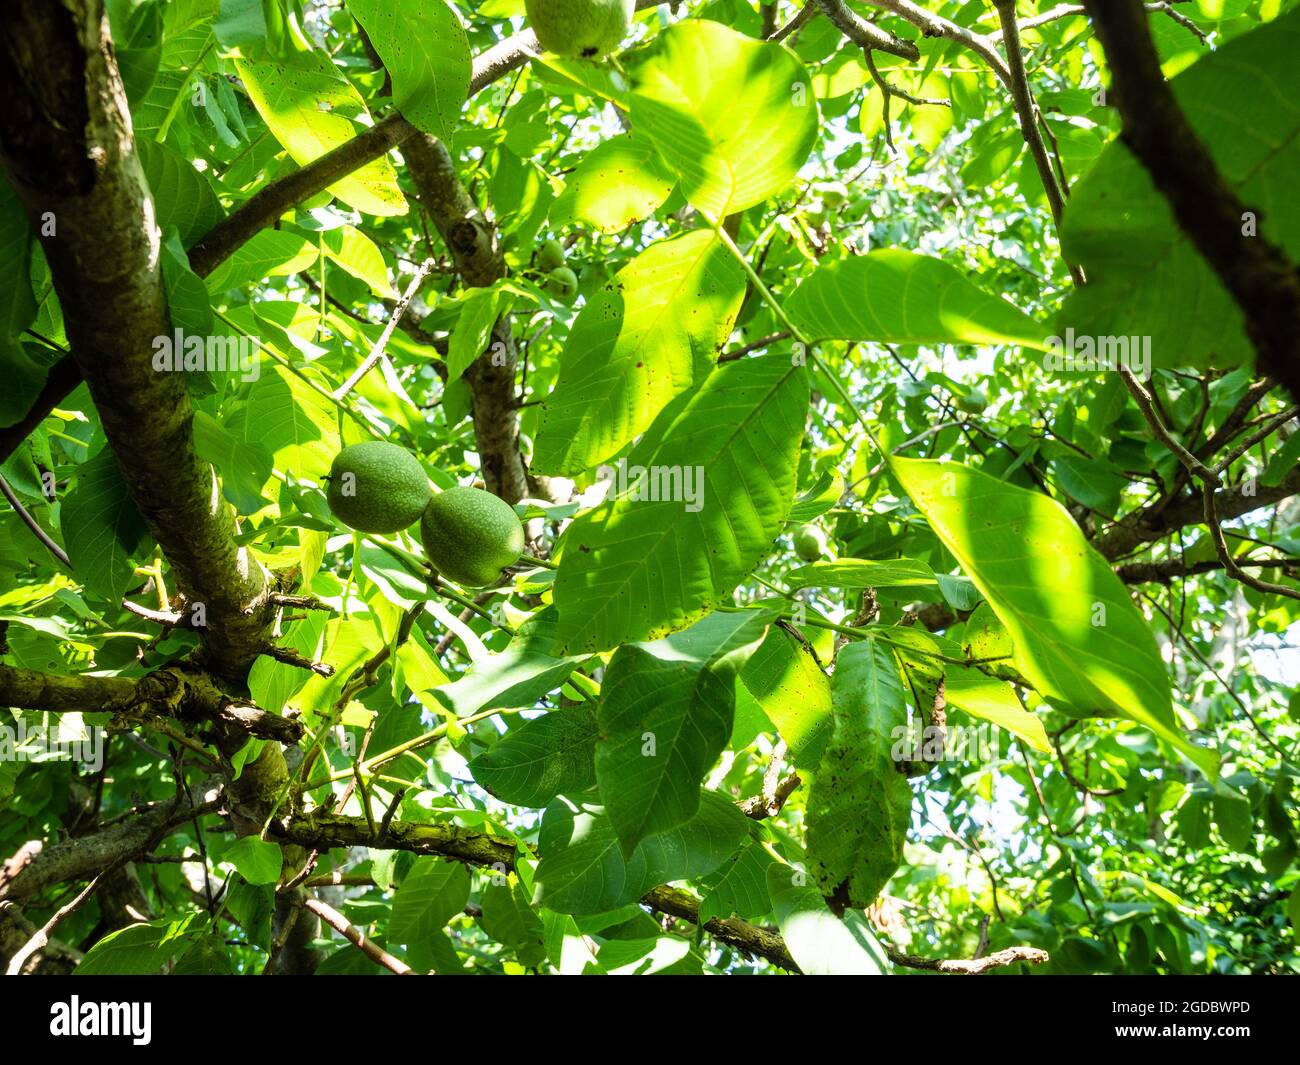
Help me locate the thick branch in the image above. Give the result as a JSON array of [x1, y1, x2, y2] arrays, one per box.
[[189, 113, 414, 278], [402, 134, 529, 502], [815, 1, 921, 59], [1081, 0, 1300, 405], [0, 0, 272, 680], [1114, 556, 1294, 585], [278, 811, 1048, 974], [883, 943, 1049, 973], [277, 810, 518, 868], [1091, 467, 1300, 560], [0, 780, 223, 902], [0, 662, 304, 744]]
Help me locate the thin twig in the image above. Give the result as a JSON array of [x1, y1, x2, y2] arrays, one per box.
[[0, 472, 70, 567], [333, 258, 437, 398], [302, 896, 414, 975]]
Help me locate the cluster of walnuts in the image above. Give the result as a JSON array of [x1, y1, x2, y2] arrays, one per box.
[[326, 442, 525, 587]]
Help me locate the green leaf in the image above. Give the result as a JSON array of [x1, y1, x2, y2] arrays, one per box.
[[60, 448, 155, 601], [535, 229, 746, 475], [346, 0, 470, 141], [234, 50, 407, 217], [390, 857, 471, 942], [1059, 9, 1300, 371], [114, 0, 163, 108], [192, 409, 274, 516], [1054, 455, 1127, 516], [551, 133, 677, 233], [161, 233, 213, 336], [786, 250, 1051, 350], [138, 140, 220, 248], [787, 467, 844, 524], [629, 20, 819, 217], [481, 878, 546, 966], [806, 641, 912, 908], [204, 230, 318, 295], [447, 286, 510, 384], [225, 836, 284, 885], [533, 789, 748, 915], [699, 841, 773, 925], [323, 224, 394, 298], [593, 935, 700, 975], [945, 663, 1050, 753], [554, 354, 809, 653], [1213, 792, 1253, 851], [784, 557, 937, 590], [738, 624, 833, 769], [891, 457, 1217, 777], [0, 344, 53, 432], [248, 612, 327, 715], [879, 626, 1049, 752], [75, 917, 197, 975], [0, 176, 36, 342], [1176, 792, 1211, 849], [225, 364, 341, 481], [214, 0, 270, 49], [766, 863, 889, 975], [468, 705, 599, 807], [596, 610, 771, 855], [224, 879, 273, 948], [435, 609, 582, 716], [171, 934, 234, 975]]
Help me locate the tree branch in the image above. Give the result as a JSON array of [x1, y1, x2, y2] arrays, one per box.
[[0, 662, 304, 744], [0, 354, 81, 465], [858, 0, 1012, 88], [0, 779, 223, 902], [882, 943, 1049, 973], [402, 134, 530, 502], [0, 0, 273, 681], [1081, 0, 1300, 406], [993, 0, 1081, 286], [279, 811, 1050, 974], [302, 896, 413, 975], [815, 1, 921, 59]]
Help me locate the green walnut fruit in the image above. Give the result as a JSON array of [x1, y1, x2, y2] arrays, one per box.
[[525, 0, 635, 59], [537, 237, 567, 272], [955, 389, 989, 414], [793, 524, 828, 563], [420, 486, 526, 587], [544, 265, 579, 304], [326, 442, 431, 533], [818, 181, 849, 209]]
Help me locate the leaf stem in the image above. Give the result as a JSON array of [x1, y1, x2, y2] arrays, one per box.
[[700, 210, 883, 454]]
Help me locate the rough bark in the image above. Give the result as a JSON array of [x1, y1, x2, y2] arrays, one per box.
[[403, 134, 530, 502], [1090, 468, 1300, 561], [0, 0, 273, 682], [0, 780, 222, 902], [0, 663, 304, 744], [1082, 0, 1300, 405]]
